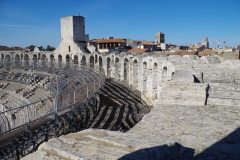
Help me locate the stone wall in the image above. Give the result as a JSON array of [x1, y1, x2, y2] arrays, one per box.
[[2, 51, 240, 107]]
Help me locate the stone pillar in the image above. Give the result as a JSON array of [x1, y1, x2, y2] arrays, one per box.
[[132, 61, 139, 88]]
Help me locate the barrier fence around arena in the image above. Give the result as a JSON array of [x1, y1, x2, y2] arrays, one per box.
[[0, 60, 105, 135]]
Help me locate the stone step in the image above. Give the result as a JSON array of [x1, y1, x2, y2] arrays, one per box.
[[207, 97, 240, 106], [106, 106, 121, 130], [208, 83, 240, 91], [203, 72, 233, 83], [165, 82, 208, 90], [208, 90, 240, 99]]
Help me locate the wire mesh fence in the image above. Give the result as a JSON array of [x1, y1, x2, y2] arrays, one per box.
[[0, 59, 105, 135]]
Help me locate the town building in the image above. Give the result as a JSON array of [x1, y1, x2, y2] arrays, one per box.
[[201, 37, 209, 48], [138, 41, 157, 52], [54, 15, 90, 62], [155, 32, 165, 44], [96, 38, 127, 53]]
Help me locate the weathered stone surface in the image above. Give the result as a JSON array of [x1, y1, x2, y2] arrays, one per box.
[[158, 82, 208, 106], [23, 103, 240, 159], [172, 70, 194, 83]]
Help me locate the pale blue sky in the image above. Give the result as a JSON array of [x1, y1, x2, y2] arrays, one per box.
[[0, 0, 240, 48]]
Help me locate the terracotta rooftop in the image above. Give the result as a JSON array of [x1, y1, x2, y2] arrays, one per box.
[[198, 49, 215, 57], [127, 48, 148, 53], [97, 38, 126, 44], [129, 40, 142, 43], [139, 41, 156, 45], [88, 39, 102, 43], [178, 50, 198, 57], [0, 46, 24, 51]]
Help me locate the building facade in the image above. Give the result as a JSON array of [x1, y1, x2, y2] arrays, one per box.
[[155, 32, 165, 44]]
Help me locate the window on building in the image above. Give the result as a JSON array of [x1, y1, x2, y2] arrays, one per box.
[[74, 25, 75, 27], [68, 46, 71, 52]]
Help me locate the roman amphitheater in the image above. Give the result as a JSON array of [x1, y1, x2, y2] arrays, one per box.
[[0, 15, 240, 159]]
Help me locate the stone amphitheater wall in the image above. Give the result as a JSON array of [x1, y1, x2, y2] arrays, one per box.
[[1, 51, 240, 106]]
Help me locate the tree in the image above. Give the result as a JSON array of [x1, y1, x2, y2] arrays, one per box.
[[46, 45, 55, 51], [38, 46, 45, 51], [26, 45, 36, 51]]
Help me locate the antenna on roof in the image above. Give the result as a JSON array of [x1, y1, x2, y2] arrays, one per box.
[[79, 12, 80, 16]]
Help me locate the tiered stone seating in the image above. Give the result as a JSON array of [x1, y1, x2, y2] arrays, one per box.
[[202, 70, 232, 83], [90, 80, 151, 132], [22, 87, 36, 98], [207, 83, 240, 106], [0, 83, 8, 89], [203, 55, 221, 64]]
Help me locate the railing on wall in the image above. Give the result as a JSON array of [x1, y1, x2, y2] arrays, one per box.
[[0, 60, 105, 135]]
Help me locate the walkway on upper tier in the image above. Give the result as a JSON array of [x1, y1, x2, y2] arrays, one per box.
[[23, 101, 240, 159], [21, 54, 240, 159]]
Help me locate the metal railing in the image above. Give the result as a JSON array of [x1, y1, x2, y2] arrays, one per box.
[[0, 60, 105, 135]]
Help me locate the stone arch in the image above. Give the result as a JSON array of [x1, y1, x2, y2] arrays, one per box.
[[99, 56, 102, 67], [66, 54, 70, 63], [24, 54, 29, 66], [58, 54, 62, 62], [171, 72, 175, 81], [4, 54, 11, 69], [152, 62, 158, 99], [107, 57, 111, 77], [33, 54, 37, 62], [50, 54, 54, 62], [124, 58, 129, 81], [142, 62, 148, 92], [115, 57, 120, 66], [90, 55, 94, 68], [162, 66, 167, 87], [73, 55, 78, 64], [1, 54, 4, 62], [115, 57, 120, 79], [81, 55, 86, 65], [5, 54, 11, 61], [15, 54, 20, 61], [132, 59, 138, 88], [41, 54, 46, 60], [32, 54, 38, 66], [14, 54, 20, 67]]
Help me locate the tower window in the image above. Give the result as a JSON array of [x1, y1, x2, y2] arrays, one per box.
[[74, 25, 75, 27], [83, 26, 84, 28], [68, 46, 71, 52]]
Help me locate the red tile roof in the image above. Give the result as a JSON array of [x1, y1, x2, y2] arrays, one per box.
[[0, 46, 24, 51], [97, 38, 126, 44], [88, 39, 102, 43], [127, 48, 148, 53], [139, 41, 156, 45], [198, 49, 215, 57]]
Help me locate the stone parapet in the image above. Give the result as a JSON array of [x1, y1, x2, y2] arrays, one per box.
[[158, 82, 208, 106]]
